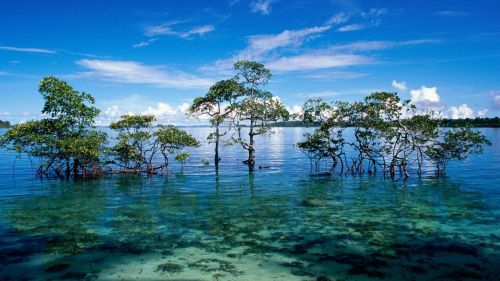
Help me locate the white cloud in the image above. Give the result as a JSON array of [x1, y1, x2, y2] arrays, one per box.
[[202, 38, 439, 74], [0, 46, 56, 54], [4, 96, 202, 126], [179, 25, 215, 38], [144, 21, 215, 39], [201, 25, 332, 73], [329, 39, 437, 53], [94, 105, 134, 125], [206, 38, 433, 75], [434, 10, 472, 17], [406, 86, 490, 119], [448, 104, 474, 119], [327, 12, 350, 24], [338, 23, 365, 32], [303, 71, 368, 80], [287, 104, 303, 115], [177, 102, 190, 113], [143, 102, 178, 116], [200, 16, 435, 75], [100, 95, 151, 115], [286, 104, 303, 119], [362, 8, 388, 18], [301, 91, 342, 98], [250, 0, 274, 15], [99, 96, 180, 126], [104, 105, 121, 118], [266, 54, 371, 72], [408, 86, 445, 117], [478, 109, 488, 117], [75, 59, 212, 89], [493, 92, 500, 109], [144, 21, 180, 37], [95, 100, 202, 126], [332, 8, 387, 32], [142, 102, 191, 116], [392, 80, 407, 91], [410, 86, 441, 104], [241, 25, 331, 60], [133, 38, 159, 48], [0, 112, 47, 124]]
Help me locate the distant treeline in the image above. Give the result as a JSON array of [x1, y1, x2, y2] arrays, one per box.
[[271, 117, 500, 128], [0, 120, 11, 128], [440, 117, 500, 127]]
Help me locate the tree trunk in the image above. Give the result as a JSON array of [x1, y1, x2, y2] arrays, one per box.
[[215, 126, 220, 167], [73, 157, 79, 180], [247, 133, 255, 171], [65, 159, 70, 180], [402, 158, 409, 178], [389, 163, 395, 179], [245, 119, 256, 171]]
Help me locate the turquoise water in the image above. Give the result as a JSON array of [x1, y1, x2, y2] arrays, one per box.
[[0, 128, 499, 280]]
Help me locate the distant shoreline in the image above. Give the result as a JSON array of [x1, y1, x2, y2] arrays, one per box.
[[270, 118, 500, 128], [2, 118, 499, 129]]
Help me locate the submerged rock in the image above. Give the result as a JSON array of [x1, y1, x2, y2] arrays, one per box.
[[45, 263, 70, 273], [290, 244, 308, 255], [465, 262, 482, 271], [441, 270, 482, 279], [189, 258, 243, 276], [59, 272, 87, 280], [316, 252, 389, 279], [408, 265, 427, 274], [348, 265, 387, 279], [155, 262, 184, 274], [290, 268, 314, 277], [1, 248, 32, 264], [302, 199, 328, 207], [417, 242, 479, 257], [280, 261, 305, 268]]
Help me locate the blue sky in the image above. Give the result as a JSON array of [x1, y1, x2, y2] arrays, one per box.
[[1, 0, 499, 124]]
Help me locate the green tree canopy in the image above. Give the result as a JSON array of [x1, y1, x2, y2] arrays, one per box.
[[0, 120, 11, 128], [229, 60, 290, 170], [188, 78, 243, 167], [110, 115, 199, 174], [426, 126, 491, 175], [296, 92, 490, 177], [0, 77, 106, 179]]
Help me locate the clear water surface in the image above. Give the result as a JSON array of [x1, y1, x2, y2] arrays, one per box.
[[0, 127, 499, 281]]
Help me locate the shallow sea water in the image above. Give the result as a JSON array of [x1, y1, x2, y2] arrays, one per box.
[[0, 127, 499, 281]]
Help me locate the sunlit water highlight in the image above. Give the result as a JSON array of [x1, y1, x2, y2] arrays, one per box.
[[0, 127, 499, 280]]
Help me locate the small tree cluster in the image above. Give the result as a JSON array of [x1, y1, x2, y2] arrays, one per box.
[[0, 120, 10, 128], [297, 92, 490, 178], [426, 127, 491, 175], [188, 79, 243, 168], [0, 77, 106, 179], [189, 60, 290, 171], [109, 115, 199, 174], [1, 77, 200, 179]]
